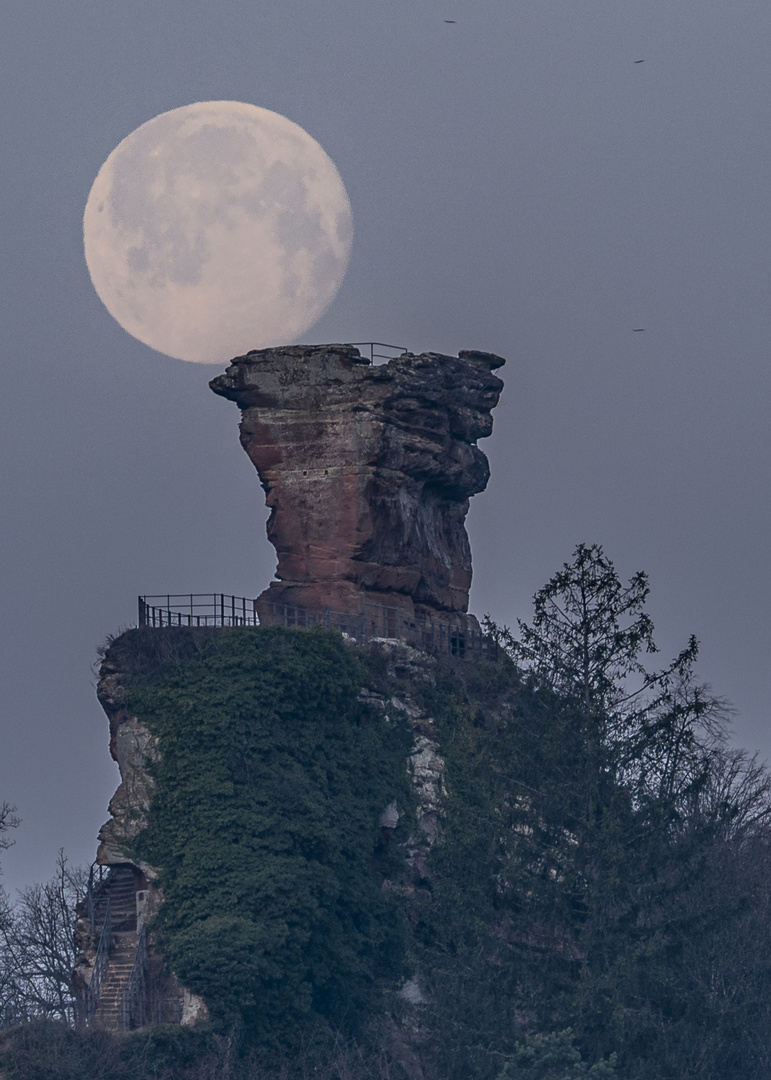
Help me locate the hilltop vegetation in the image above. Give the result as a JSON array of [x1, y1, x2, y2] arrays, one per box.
[[410, 546, 771, 1078], [3, 545, 771, 1079], [126, 627, 415, 1046]]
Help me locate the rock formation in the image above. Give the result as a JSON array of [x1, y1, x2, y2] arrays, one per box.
[[82, 628, 449, 1039], [77, 341, 505, 1032], [209, 344, 504, 633], [73, 644, 208, 1030], [95, 659, 157, 870]]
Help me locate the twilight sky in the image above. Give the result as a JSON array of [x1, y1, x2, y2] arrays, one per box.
[[2, 0, 771, 895]]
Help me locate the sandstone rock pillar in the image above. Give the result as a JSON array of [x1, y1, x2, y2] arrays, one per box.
[[209, 344, 504, 632]]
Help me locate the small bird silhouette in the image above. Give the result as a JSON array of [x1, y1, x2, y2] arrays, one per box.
[[444, 19, 457, 23], [633, 328, 645, 332], [634, 59, 645, 63]]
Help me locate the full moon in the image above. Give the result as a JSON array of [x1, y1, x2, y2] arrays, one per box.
[[83, 101, 353, 364]]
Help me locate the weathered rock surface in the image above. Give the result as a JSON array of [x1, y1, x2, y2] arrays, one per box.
[[209, 344, 504, 629], [77, 647, 206, 1030], [95, 659, 157, 872]]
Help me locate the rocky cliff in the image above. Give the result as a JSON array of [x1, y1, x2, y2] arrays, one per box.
[[77, 341, 505, 1034], [209, 345, 504, 628], [81, 625, 455, 1045], [74, 636, 209, 1030]]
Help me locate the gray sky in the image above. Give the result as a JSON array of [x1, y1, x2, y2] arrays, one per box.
[[2, 0, 770, 895]]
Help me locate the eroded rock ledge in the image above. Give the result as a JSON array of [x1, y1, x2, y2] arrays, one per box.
[[209, 344, 504, 629]]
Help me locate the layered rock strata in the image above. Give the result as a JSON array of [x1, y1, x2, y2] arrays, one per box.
[[209, 344, 504, 631]]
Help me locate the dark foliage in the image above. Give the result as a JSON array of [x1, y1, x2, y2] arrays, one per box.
[[7, 549, 771, 1079], [0, 1017, 404, 1079], [124, 627, 414, 1047], [409, 546, 771, 1079], [400, 649, 771, 1079]]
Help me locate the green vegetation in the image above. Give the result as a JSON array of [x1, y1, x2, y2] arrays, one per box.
[[409, 545, 771, 1079], [497, 1030, 617, 1079], [0, 1018, 398, 1080], [0, 1021, 228, 1080], [5, 545, 771, 1079], [122, 626, 415, 1047]]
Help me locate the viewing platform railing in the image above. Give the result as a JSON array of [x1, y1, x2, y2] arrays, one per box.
[[138, 594, 495, 659], [347, 342, 407, 365]]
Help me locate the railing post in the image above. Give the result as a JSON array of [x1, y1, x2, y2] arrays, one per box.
[[120, 921, 147, 1031], [87, 864, 95, 937]]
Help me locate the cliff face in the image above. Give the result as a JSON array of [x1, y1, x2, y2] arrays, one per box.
[[84, 626, 451, 1044], [75, 639, 208, 1030], [94, 657, 157, 871], [209, 345, 504, 626], [79, 341, 505, 1034]]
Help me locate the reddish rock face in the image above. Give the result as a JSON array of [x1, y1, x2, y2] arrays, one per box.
[[209, 344, 504, 628]]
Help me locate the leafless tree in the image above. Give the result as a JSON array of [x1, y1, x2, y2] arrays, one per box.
[[0, 851, 87, 1027], [0, 802, 19, 860]]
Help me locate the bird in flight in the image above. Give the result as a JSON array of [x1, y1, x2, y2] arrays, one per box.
[[633, 328, 645, 332], [634, 59, 645, 63], [444, 19, 457, 23]]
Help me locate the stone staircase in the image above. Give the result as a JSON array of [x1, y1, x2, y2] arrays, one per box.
[[93, 865, 139, 1029]]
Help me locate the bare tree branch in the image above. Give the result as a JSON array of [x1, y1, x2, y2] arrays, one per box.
[[0, 851, 87, 1026]]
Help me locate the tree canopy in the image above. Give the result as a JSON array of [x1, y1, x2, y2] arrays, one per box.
[[4, 546, 771, 1080]]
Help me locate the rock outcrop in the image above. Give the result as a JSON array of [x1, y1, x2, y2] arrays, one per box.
[[84, 630, 447, 1040], [78, 341, 506, 1033], [95, 657, 157, 871], [209, 344, 504, 631], [73, 642, 207, 1030]]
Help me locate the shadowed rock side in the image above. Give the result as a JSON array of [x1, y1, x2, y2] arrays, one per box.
[[209, 345, 504, 627]]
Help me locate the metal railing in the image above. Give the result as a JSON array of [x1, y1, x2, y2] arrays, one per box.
[[138, 595, 496, 659], [120, 922, 147, 1031], [86, 899, 111, 1025], [139, 594, 259, 628], [86, 863, 107, 937], [347, 342, 407, 365]]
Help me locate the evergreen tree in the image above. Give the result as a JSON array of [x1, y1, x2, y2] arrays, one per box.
[[485, 543, 721, 808], [502, 543, 659, 716], [498, 1029, 617, 1079]]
